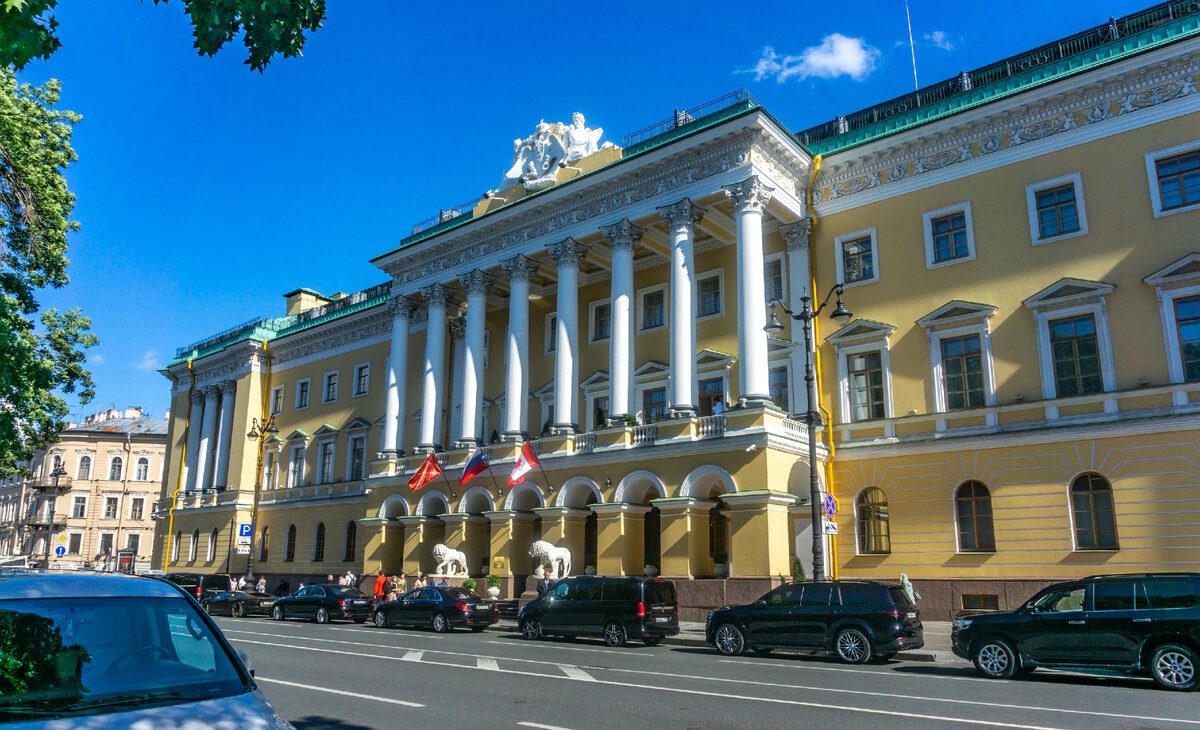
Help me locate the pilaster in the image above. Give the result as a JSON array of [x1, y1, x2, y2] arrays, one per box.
[[484, 510, 537, 579], [591, 503, 650, 577], [441, 513, 489, 577], [533, 507, 589, 576], [397, 515, 444, 576], [652, 497, 716, 578], [719, 490, 797, 577]]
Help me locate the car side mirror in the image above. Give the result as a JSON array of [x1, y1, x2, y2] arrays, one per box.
[[755, 599, 767, 607], [235, 648, 254, 677]]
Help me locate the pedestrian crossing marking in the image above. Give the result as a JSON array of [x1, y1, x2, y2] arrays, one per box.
[[401, 650, 424, 662], [557, 664, 595, 682], [477, 657, 499, 670]]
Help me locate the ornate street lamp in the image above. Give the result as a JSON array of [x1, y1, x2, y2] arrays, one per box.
[[244, 415, 278, 581], [40, 465, 68, 567], [764, 284, 852, 582]]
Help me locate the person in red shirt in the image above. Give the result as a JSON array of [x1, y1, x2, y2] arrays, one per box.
[[373, 569, 387, 605]]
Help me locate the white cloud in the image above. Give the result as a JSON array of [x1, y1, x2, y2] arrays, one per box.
[[136, 350, 160, 371], [89, 353, 105, 365], [925, 30, 954, 51], [749, 34, 881, 83]]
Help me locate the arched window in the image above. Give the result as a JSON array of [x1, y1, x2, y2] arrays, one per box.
[[1071, 473, 1118, 549], [77, 456, 91, 481], [856, 488, 891, 554], [285, 524, 296, 562], [313, 523, 326, 562], [955, 481, 995, 552], [189, 529, 199, 561], [135, 458, 149, 481], [208, 528, 218, 561], [172, 530, 181, 561], [343, 521, 357, 562], [109, 457, 123, 482], [259, 526, 269, 562]]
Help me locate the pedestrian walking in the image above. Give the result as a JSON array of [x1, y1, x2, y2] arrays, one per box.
[[397, 572, 407, 593], [237, 575, 247, 590], [413, 573, 428, 589], [341, 569, 355, 587], [373, 569, 387, 605], [326, 574, 334, 584], [256, 576, 266, 592]]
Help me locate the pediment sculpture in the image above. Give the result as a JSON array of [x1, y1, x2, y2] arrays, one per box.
[[496, 113, 607, 194]]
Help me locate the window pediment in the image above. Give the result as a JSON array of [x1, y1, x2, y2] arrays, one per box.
[[1023, 277, 1114, 312], [580, 370, 610, 388], [312, 424, 339, 439], [1144, 252, 1200, 290], [696, 349, 736, 371], [285, 429, 309, 442], [342, 417, 371, 433], [825, 318, 896, 346], [634, 360, 669, 379], [917, 300, 997, 331], [533, 379, 555, 399]]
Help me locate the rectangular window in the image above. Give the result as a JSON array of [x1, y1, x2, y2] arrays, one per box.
[[698, 275, 721, 317], [129, 497, 144, 521], [764, 258, 784, 302], [71, 496, 86, 519], [642, 388, 667, 423], [592, 302, 611, 342], [698, 377, 724, 416], [98, 533, 114, 556], [769, 366, 789, 409], [592, 396, 608, 431], [940, 334, 984, 410], [931, 213, 969, 262], [323, 372, 338, 403], [1156, 150, 1200, 211], [847, 351, 885, 421], [319, 441, 335, 484], [349, 436, 365, 481], [127, 533, 141, 553], [265, 451, 279, 489], [1035, 184, 1080, 239], [67, 533, 82, 554], [1175, 295, 1200, 382], [642, 290, 664, 330], [545, 313, 557, 354], [103, 497, 118, 520], [841, 236, 875, 283], [354, 364, 369, 396], [1050, 314, 1102, 396], [290, 446, 306, 487], [296, 380, 310, 409], [961, 594, 1000, 611], [271, 386, 284, 415]]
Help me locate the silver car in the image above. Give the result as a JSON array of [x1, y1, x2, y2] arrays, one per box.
[[0, 570, 291, 728]]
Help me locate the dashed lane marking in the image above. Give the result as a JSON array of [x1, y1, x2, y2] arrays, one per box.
[[557, 665, 595, 682], [478, 657, 499, 670], [518, 723, 573, 730], [402, 650, 424, 662], [256, 677, 423, 707]]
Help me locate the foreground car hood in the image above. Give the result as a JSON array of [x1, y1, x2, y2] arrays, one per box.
[[6, 688, 293, 730]]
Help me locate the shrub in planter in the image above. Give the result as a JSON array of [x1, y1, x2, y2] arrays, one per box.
[[487, 574, 502, 588], [462, 578, 477, 591], [791, 558, 806, 584]]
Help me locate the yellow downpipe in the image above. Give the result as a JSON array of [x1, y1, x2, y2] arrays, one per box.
[[163, 360, 195, 571], [254, 342, 273, 528], [804, 154, 840, 580]]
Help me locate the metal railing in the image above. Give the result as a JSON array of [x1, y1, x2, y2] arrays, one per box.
[[623, 89, 759, 148], [632, 424, 658, 447], [409, 195, 487, 236], [574, 432, 596, 454], [697, 415, 726, 439], [29, 476, 72, 490], [176, 315, 269, 358], [292, 282, 392, 325]]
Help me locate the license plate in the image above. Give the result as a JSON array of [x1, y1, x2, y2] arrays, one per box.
[[354, 600, 368, 605], [654, 616, 671, 623], [906, 612, 917, 619]]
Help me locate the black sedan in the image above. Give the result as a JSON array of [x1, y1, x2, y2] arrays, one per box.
[[271, 584, 372, 624], [373, 586, 499, 633], [201, 590, 277, 618]]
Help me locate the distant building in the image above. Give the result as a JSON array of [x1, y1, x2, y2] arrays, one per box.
[[0, 412, 168, 570]]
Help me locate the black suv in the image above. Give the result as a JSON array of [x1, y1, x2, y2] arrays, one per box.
[[952, 573, 1200, 691], [164, 572, 231, 602], [518, 576, 679, 647], [705, 580, 923, 663]]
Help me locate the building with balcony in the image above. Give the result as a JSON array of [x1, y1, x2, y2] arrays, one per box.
[[0, 411, 168, 569], [154, 2, 1200, 618]]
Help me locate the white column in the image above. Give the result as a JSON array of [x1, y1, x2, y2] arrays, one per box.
[[212, 380, 237, 488], [183, 389, 205, 491], [549, 238, 586, 433], [418, 283, 451, 452], [456, 270, 493, 447], [194, 384, 221, 490], [600, 220, 642, 423], [500, 255, 536, 439], [659, 199, 705, 416], [781, 218, 814, 416], [382, 296, 417, 457], [448, 315, 466, 446], [725, 175, 775, 406]]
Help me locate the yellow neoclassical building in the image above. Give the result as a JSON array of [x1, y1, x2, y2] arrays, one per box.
[[155, 4, 1200, 619]]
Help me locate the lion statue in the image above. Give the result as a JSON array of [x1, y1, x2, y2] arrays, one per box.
[[432, 543, 469, 577], [528, 540, 572, 579]]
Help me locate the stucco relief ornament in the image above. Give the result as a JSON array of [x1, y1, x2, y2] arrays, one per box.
[[1084, 102, 1113, 124], [495, 114, 607, 194], [979, 135, 1003, 155], [561, 112, 605, 163]]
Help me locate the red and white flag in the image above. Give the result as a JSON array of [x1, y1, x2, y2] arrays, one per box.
[[408, 453, 442, 492], [507, 442, 539, 486]]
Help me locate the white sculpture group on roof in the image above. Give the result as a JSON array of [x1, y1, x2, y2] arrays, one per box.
[[497, 113, 608, 193]]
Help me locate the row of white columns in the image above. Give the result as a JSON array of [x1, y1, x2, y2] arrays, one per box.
[[183, 380, 236, 492], [378, 174, 781, 456]]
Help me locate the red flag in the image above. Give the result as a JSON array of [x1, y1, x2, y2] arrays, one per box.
[[408, 453, 442, 492], [507, 442, 539, 486]]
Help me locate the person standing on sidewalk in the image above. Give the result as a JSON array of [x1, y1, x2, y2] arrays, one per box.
[[373, 569, 387, 606]]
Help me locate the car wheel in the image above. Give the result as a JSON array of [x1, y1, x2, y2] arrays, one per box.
[[520, 618, 541, 640], [644, 635, 664, 647], [972, 637, 1017, 679], [431, 613, 449, 633], [714, 623, 745, 656], [230, 603, 244, 619], [272, 605, 284, 621], [315, 607, 330, 624], [1150, 644, 1198, 691], [835, 628, 872, 664], [603, 621, 627, 648], [374, 610, 388, 629]]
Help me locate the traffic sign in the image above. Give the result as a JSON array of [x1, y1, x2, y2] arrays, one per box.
[[822, 520, 839, 535], [823, 494, 837, 518], [238, 523, 253, 538], [55, 546, 66, 557], [235, 545, 251, 555], [55, 533, 68, 544], [236, 536, 252, 546]]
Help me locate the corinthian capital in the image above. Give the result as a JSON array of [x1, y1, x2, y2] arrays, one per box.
[[548, 238, 587, 269], [387, 295, 418, 320], [657, 198, 705, 233], [600, 219, 645, 252], [219, 379, 237, 395], [448, 316, 466, 339], [780, 218, 813, 253], [421, 283, 451, 310], [205, 383, 223, 398], [723, 175, 775, 216], [191, 389, 206, 403], [500, 254, 538, 284], [458, 269, 495, 298]]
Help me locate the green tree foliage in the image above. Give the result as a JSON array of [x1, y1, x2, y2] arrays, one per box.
[[0, 68, 95, 477], [0, 0, 327, 71], [0, 609, 90, 695]]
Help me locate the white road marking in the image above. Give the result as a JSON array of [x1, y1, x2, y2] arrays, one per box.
[[518, 723, 572, 730], [256, 677, 423, 707], [557, 665, 595, 681], [402, 650, 424, 662], [717, 657, 999, 684], [478, 657, 499, 670], [229, 634, 1199, 727]]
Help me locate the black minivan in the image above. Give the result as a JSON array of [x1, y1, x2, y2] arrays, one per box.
[[953, 573, 1200, 691], [518, 576, 679, 647], [164, 572, 231, 602], [705, 580, 924, 663]]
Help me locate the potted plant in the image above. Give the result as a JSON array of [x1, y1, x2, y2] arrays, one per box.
[[643, 564, 659, 577], [461, 578, 477, 592], [712, 552, 729, 578], [791, 558, 806, 584], [486, 573, 502, 599]]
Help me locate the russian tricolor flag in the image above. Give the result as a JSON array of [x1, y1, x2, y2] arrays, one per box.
[[459, 447, 490, 486]]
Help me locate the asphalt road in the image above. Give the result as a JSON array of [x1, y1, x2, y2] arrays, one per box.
[[214, 615, 1200, 729]]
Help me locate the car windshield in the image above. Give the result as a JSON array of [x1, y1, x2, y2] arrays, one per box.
[[0, 596, 249, 722], [330, 587, 366, 598]]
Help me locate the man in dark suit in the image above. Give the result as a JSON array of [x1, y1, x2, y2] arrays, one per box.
[[536, 571, 554, 595]]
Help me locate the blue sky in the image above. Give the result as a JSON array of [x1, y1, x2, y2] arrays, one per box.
[[22, 0, 1152, 419]]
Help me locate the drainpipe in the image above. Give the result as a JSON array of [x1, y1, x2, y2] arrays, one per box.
[[163, 361, 195, 571], [113, 430, 131, 571]]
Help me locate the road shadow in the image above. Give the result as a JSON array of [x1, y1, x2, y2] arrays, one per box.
[[891, 663, 1155, 690], [486, 632, 663, 649], [292, 716, 374, 730]]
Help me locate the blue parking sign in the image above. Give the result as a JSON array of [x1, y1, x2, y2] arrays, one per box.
[[238, 523, 252, 538]]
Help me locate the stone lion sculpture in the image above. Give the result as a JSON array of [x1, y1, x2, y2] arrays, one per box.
[[528, 540, 571, 579], [432, 543, 469, 577]]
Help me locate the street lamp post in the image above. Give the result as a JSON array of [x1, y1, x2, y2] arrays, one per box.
[[244, 415, 278, 581], [42, 466, 68, 567], [764, 284, 852, 582]]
